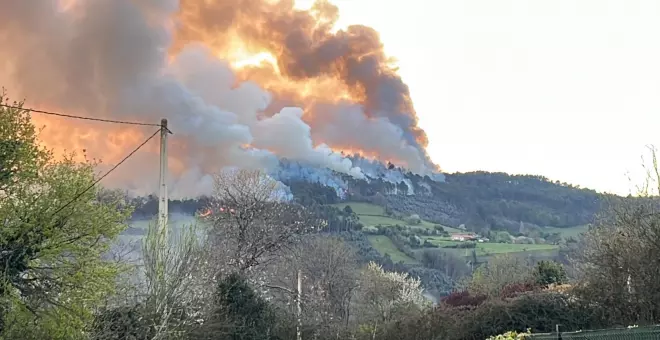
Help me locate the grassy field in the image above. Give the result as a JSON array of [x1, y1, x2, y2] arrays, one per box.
[[423, 236, 560, 257], [367, 235, 419, 264], [542, 224, 590, 238], [331, 202, 463, 233]]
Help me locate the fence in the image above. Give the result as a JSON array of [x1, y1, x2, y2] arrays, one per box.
[[529, 325, 660, 339]]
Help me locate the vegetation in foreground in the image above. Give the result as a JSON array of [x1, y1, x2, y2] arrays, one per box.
[[4, 97, 660, 340]]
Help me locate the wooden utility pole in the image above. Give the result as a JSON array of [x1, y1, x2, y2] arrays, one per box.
[[158, 118, 169, 240]]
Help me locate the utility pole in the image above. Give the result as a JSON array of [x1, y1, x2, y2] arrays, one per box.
[[158, 118, 169, 240], [296, 269, 302, 340], [155, 118, 171, 337]]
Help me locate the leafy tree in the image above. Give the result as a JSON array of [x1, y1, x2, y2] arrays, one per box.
[[204, 273, 276, 340], [0, 95, 130, 337], [404, 214, 421, 225], [533, 260, 567, 287], [343, 205, 353, 215]]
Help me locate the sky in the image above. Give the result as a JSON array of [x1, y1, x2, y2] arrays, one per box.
[[296, 0, 660, 195]]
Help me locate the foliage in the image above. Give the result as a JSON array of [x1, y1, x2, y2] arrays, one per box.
[[90, 304, 152, 340], [532, 260, 567, 287], [449, 291, 606, 340], [0, 95, 130, 338], [356, 262, 427, 323], [370, 290, 606, 340], [468, 255, 535, 296], [405, 214, 421, 225], [499, 282, 538, 299], [131, 168, 611, 238], [342, 171, 607, 232], [441, 290, 487, 307], [419, 249, 470, 283], [485, 329, 531, 340], [138, 220, 210, 339], [287, 181, 339, 206], [203, 273, 276, 340]]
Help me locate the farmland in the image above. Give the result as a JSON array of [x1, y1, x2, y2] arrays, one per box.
[[331, 202, 463, 233], [331, 201, 566, 264], [367, 235, 420, 264], [542, 224, 590, 238], [422, 236, 559, 258], [120, 204, 571, 265]]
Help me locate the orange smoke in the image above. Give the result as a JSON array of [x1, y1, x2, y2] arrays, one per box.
[[30, 114, 150, 162], [174, 0, 430, 151], [0, 0, 438, 197]]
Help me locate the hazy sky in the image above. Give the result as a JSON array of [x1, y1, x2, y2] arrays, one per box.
[[297, 0, 660, 195]]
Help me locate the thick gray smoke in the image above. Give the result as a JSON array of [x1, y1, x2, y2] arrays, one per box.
[[0, 0, 439, 197]]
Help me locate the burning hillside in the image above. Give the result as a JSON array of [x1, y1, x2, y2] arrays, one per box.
[[0, 0, 440, 197]]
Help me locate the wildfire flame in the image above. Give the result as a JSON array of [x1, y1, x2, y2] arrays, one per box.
[[199, 207, 236, 218]]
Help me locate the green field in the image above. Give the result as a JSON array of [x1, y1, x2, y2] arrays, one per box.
[[367, 235, 419, 264], [331, 202, 463, 233], [542, 224, 590, 238], [423, 236, 559, 257]]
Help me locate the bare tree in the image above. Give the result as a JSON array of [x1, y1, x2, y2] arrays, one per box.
[[297, 236, 359, 324], [141, 221, 212, 339], [92, 220, 212, 340], [574, 145, 660, 324], [464, 254, 534, 296], [264, 235, 360, 336], [206, 169, 322, 273]]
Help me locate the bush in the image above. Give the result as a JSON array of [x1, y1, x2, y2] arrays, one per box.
[[423, 240, 438, 248], [452, 291, 607, 339], [441, 290, 487, 307], [533, 261, 567, 287], [486, 329, 531, 340], [444, 242, 477, 249], [405, 214, 422, 225], [362, 226, 379, 234], [91, 304, 152, 340], [202, 273, 277, 340], [500, 282, 538, 299]]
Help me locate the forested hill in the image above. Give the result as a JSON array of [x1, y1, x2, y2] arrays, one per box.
[[292, 171, 612, 234], [402, 171, 606, 232], [130, 171, 611, 233]]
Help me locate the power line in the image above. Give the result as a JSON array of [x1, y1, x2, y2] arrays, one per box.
[[50, 128, 162, 218], [0, 103, 163, 128]]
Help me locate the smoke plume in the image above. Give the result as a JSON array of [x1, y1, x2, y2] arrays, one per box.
[[0, 0, 438, 197]]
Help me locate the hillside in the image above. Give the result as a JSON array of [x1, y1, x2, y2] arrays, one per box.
[[329, 201, 568, 261], [339, 171, 609, 234], [125, 170, 606, 295], [130, 171, 609, 234]]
